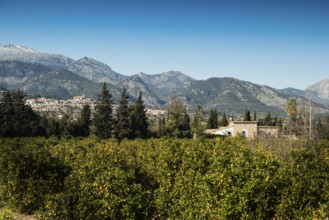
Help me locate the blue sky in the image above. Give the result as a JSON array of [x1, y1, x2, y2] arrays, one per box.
[[1, 0, 329, 89]]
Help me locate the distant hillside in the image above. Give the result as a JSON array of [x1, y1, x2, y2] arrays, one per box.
[[306, 79, 329, 107], [0, 61, 53, 89], [182, 77, 295, 116], [0, 61, 107, 99], [122, 75, 165, 108], [137, 71, 195, 101], [275, 87, 308, 98]]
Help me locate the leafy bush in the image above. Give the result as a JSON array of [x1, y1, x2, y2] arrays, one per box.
[[1, 137, 328, 218], [0, 138, 70, 214], [0, 209, 14, 220]]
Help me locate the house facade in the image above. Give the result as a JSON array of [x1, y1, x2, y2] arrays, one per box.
[[205, 121, 278, 139], [233, 121, 258, 138]]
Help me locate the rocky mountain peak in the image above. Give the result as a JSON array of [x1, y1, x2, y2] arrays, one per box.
[[73, 57, 113, 70], [0, 44, 37, 53], [67, 57, 126, 84], [306, 79, 329, 101], [0, 44, 74, 68]]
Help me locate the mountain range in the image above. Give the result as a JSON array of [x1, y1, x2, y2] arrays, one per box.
[[0, 44, 328, 116]]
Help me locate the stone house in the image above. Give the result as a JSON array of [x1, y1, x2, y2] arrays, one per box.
[[233, 121, 258, 138], [205, 121, 279, 139]]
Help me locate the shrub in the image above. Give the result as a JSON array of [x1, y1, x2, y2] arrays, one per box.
[[0, 138, 70, 214]]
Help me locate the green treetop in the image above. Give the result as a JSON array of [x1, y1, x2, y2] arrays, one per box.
[[192, 105, 205, 137], [165, 94, 190, 138], [79, 104, 92, 136], [207, 109, 218, 129], [0, 89, 40, 137], [130, 92, 149, 139], [220, 112, 229, 127], [115, 88, 131, 140], [93, 83, 114, 139], [244, 109, 251, 121]]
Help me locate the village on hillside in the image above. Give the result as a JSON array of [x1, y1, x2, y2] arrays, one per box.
[[26, 95, 167, 120], [25, 95, 304, 140]]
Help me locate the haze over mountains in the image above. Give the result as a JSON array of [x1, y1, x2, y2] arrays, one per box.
[[0, 44, 328, 116]]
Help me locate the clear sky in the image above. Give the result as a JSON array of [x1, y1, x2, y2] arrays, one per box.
[[1, 0, 328, 89]]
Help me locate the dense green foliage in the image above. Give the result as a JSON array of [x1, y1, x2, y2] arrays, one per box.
[[0, 208, 14, 220], [0, 138, 70, 214], [0, 137, 328, 219]]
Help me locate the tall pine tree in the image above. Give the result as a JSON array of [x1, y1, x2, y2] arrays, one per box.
[[192, 105, 205, 138], [213, 109, 219, 128], [158, 117, 162, 137], [93, 83, 114, 139], [220, 112, 229, 127], [253, 111, 257, 121], [79, 104, 92, 136], [182, 111, 191, 138], [207, 109, 218, 129], [244, 109, 251, 121], [130, 92, 149, 139], [0, 91, 14, 137], [0, 90, 40, 137], [115, 88, 130, 140], [207, 110, 214, 129], [264, 112, 272, 126]]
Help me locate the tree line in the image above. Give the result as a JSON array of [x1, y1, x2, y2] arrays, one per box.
[[0, 83, 149, 140], [1, 85, 329, 140], [0, 83, 193, 140]]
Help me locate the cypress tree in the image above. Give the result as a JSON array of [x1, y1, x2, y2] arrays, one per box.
[[0, 90, 40, 137], [130, 92, 149, 139], [192, 105, 205, 137], [93, 83, 114, 139], [79, 104, 91, 136], [220, 112, 229, 127], [207, 109, 214, 129], [161, 117, 166, 136], [0, 91, 14, 137], [12, 89, 40, 136], [214, 109, 219, 128], [207, 109, 218, 129], [158, 117, 162, 137], [115, 88, 130, 140], [244, 109, 251, 121], [182, 111, 191, 138], [265, 112, 272, 126]]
